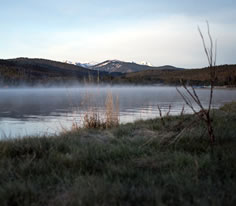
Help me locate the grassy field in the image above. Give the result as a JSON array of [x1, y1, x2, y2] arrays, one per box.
[[0, 103, 236, 206]]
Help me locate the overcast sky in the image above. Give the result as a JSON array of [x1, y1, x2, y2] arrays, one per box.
[[0, 0, 235, 68]]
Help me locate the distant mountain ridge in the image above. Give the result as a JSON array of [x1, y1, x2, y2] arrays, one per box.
[[64, 59, 182, 73], [89, 60, 183, 73]]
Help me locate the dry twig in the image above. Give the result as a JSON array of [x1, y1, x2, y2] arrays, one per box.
[[157, 105, 165, 126]]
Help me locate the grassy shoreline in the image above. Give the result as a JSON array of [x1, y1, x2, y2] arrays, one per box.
[[0, 103, 236, 205]]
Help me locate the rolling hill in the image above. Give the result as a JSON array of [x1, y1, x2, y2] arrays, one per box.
[[0, 58, 108, 86]]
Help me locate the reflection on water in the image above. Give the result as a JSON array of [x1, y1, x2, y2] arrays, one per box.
[[0, 86, 236, 138]]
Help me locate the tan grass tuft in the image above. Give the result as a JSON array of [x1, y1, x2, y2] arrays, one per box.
[[82, 91, 120, 129]]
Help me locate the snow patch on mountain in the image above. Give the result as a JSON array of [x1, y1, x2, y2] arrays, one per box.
[[64, 60, 98, 68], [96, 61, 110, 67], [64, 60, 75, 65], [140, 61, 153, 67]]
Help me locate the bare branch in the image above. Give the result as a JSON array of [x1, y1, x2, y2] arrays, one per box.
[[207, 21, 214, 67], [157, 105, 165, 126], [214, 40, 217, 66], [176, 87, 198, 114], [166, 105, 172, 117], [191, 86, 206, 112], [198, 26, 211, 66], [180, 104, 185, 116]]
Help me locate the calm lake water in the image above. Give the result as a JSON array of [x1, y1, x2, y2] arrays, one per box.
[[0, 86, 235, 139]]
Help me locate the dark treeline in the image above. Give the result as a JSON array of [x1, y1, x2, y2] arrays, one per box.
[[110, 64, 236, 86]]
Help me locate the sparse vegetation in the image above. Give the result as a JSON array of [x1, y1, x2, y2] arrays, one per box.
[[219, 101, 236, 113], [0, 103, 235, 206]]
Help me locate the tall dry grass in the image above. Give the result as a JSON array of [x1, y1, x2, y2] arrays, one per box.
[[105, 92, 119, 128], [82, 91, 120, 129]]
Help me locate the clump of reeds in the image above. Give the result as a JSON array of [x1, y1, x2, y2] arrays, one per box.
[[83, 109, 103, 129], [82, 91, 120, 129]]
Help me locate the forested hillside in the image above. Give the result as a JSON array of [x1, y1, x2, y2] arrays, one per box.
[[0, 58, 107, 86], [109, 65, 236, 86]]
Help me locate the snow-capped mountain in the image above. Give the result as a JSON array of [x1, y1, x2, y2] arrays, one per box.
[[64, 59, 182, 73], [91, 60, 124, 72], [90, 60, 182, 73]]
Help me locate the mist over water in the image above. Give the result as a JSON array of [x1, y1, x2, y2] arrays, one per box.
[[0, 86, 236, 139]]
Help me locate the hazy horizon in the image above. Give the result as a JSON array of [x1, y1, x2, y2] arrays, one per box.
[[1, 0, 236, 68]]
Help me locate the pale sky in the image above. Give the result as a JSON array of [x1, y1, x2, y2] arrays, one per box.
[[0, 0, 236, 68]]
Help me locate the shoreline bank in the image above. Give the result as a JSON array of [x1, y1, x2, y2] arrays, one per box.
[[0, 103, 235, 205]]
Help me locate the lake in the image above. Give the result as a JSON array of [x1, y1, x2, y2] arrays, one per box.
[[0, 86, 235, 139]]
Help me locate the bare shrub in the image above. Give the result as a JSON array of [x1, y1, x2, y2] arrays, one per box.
[[176, 22, 217, 144]]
